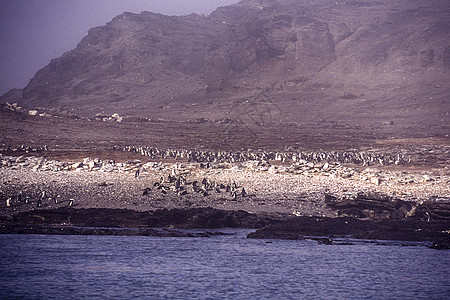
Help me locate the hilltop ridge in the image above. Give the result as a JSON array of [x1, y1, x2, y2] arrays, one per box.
[[1, 0, 449, 137]]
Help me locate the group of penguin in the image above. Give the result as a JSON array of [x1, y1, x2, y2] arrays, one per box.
[[4, 190, 74, 209], [143, 174, 247, 199], [5, 144, 49, 153], [122, 145, 410, 166]]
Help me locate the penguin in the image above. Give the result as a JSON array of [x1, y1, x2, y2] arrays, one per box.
[[425, 211, 431, 222], [231, 181, 237, 190], [6, 198, 11, 207], [241, 187, 247, 197], [177, 190, 188, 196], [168, 174, 175, 183], [37, 199, 42, 207], [143, 187, 152, 196], [68, 199, 74, 207], [193, 184, 201, 193]]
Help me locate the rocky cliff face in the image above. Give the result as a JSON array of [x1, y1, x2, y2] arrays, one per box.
[[2, 0, 449, 133]]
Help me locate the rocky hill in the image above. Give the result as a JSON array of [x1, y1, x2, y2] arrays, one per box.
[[1, 0, 449, 136]]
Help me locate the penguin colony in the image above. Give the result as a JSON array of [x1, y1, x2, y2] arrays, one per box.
[[146, 174, 247, 200], [3, 144, 49, 153], [1, 144, 410, 166], [3, 190, 74, 210], [122, 146, 410, 166]]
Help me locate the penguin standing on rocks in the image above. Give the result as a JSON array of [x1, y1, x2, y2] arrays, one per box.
[[425, 211, 431, 222], [176, 189, 187, 196], [37, 191, 46, 207], [161, 187, 168, 195], [192, 181, 200, 193], [68, 199, 74, 207], [168, 174, 175, 183], [6, 197, 11, 207]]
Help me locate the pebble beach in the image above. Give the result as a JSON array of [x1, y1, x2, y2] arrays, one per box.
[[1, 152, 449, 217]]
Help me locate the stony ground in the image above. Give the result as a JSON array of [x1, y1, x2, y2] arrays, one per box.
[[1, 151, 448, 219]]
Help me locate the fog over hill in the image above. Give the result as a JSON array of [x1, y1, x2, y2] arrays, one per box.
[[2, 0, 449, 136]]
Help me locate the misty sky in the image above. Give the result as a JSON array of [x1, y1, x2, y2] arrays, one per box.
[[0, 0, 240, 96]]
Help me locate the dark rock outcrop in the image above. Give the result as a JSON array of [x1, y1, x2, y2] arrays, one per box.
[[325, 193, 450, 222], [414, 198, 450, 222], [247, 216, 450, 244], [0, 207, 276, 232], [325, 192, 414, 220], [2, 207, 449, 245]]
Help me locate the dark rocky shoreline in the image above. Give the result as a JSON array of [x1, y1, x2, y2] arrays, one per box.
[[1, 207, 448, 249], [247, 216, 450, 246], [0, 208, 276, 237]]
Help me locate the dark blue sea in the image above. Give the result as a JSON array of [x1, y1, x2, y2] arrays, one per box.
[[0, 230, 449, 299]]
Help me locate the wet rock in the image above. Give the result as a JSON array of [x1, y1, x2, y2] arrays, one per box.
[[429, 241, 449, 250], [314, 237, 333, 245], [414, 199, 450, 221], [0, 208, 276, 231], [247, 216, 450, 244], [325, 192, 416, 221]]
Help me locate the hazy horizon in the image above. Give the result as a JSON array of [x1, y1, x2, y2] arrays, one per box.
[[0, 0, 240, 96]]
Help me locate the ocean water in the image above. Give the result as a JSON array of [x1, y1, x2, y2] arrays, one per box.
[[0, 231, 449, 299]]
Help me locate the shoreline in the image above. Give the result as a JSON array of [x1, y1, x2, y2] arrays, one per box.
[[1, 150, 449, 247], [0, 207, 449, 249]]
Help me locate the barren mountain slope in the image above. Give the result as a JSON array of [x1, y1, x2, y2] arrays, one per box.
[[1, 0, 449, 136]]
